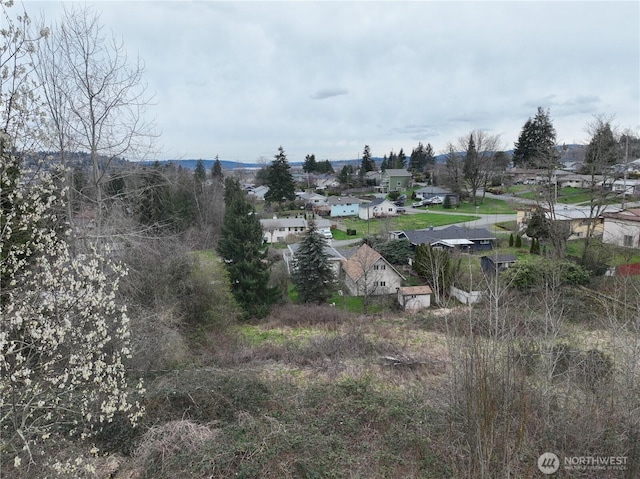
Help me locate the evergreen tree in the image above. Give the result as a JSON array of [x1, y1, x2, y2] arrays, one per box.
[[264, 146, 296, 207], [211, 156, 223, 180], [337, 164, 355, 187], [194, 159, 206, 183], [513, 107, 558, 168], [515, 234, 522, 248], [509, 233, 514, 247], [318, 159, 334, 174], [443, 194, 452, 209], [218, 177, 278, 318], [397, 148, 407, 169], [409, 142, 426, 173], [380, 155, 389, 171], [360, 145, 375, 174], [424, 143, 436, 170], [292, 221, 336, 303], [303, 153, 317, 173]]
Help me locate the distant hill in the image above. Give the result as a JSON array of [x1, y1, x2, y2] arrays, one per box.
[[139, 145, 585, 171]]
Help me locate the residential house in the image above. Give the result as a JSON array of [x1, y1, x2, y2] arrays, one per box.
[[397, 286, 432, 311], [248, 185, 269, 200], [359, 198, 398, 220], [341, 244, 405, 296], [315, 176, 340, 190], [298, 192, 328, 208], [260, 217, 307, 243], [380, 169, 412, 193], [612, 179, 640, 197], [285, 242, 344, 276], [602, 208, 640, 248], [480, 254, 517, 274], [516, 205, 614, 240], [392, 225, 497, 252], [327, 196, 361, 217], [557, 174, 604, 189]]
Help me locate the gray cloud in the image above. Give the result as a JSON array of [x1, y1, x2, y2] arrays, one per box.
[[310, 88, 349, 100], [23, 1, 640, 161]]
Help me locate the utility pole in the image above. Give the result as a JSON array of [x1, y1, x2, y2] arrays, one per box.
[[622, 134, 629, 209]]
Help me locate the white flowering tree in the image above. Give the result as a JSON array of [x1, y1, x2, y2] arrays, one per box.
[[0, 151, 144, 472], [1, 1, 143, 473]]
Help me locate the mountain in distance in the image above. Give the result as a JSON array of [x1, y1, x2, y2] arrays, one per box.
[[142, 145, 585, 171]]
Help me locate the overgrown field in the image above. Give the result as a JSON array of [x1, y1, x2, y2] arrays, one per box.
[[34, 278, 636, 479]]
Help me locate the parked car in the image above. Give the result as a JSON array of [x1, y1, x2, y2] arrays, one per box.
[[411, 200, 425, 207], [397, 207, 406, 214], [394, 200, 405, 207], [320, 228, 333, 239], [429, 196, 444, 204]]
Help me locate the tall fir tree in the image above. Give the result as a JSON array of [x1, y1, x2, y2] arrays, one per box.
[[397, 148, 407, 169], [513, 107, 558, 168], [303, 153, 317, 173], [292, 221, 336, 303], [409, 142, 426, 173], [360, 145, 375, 173], [194, 159, 206, 183], [218, 177, 278, 318], [211, 155, 223, 180], [264, 146, 296, 207]]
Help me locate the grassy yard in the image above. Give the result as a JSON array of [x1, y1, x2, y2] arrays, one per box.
[[339, 212, 480, 238], [424, 197, 517, 214]]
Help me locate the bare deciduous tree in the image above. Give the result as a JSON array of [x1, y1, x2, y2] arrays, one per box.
[[35, 4, 157, 243]]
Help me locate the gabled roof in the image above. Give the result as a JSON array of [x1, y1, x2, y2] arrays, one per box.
[[363, 197, 395, 208], [341, 243, 405, 283], [481, 254, 517, 264], [260, 218, 307, 229], [288, 243, 344, 261], [603, 208, 640, 223], [327, 196, 362, 205], [398, 285, 432, 296]]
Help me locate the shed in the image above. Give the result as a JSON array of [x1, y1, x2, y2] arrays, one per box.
[[480, 254, 517, 274], [397, 286, 432, 311]]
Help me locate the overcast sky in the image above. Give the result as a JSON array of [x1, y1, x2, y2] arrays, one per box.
[[23, 1, 640, 163]]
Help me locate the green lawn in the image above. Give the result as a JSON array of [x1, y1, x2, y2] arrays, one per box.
[[424, 197, 516, 214], [339, 212, 480, 237], [513, 187, 602, 205]]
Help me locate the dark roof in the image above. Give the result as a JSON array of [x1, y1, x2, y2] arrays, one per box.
[[400, 225, 496, 245], [365, 197, 387, 208], [481, 254, 517, 264]]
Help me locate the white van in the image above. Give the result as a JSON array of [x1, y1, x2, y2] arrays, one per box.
[[320, 228, 333, 239]]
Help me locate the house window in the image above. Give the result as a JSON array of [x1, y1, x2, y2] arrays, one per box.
[[624, 235, 634, 247], [479, 240, 491, 245], [373, 264, 386, 270], [374, 281, 386, 287]]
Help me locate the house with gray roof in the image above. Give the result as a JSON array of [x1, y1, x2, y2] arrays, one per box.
[[394, 225, 497, 252]]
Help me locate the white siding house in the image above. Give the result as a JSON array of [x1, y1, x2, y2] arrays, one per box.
[[341, 244, 405, 296], [358, 198, 398, 220], [602, 208, 640, 248], [260, 218, 307, 243]]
